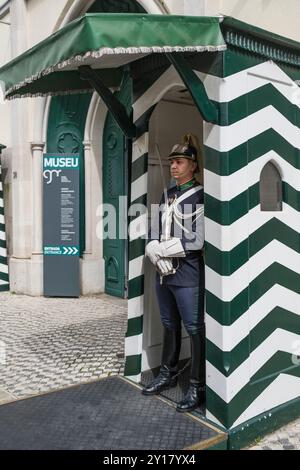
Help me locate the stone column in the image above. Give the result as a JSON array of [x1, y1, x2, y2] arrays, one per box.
[[10, 0, 31, 260], [83, 140, 92, 256], [31, 142, 45, 256]]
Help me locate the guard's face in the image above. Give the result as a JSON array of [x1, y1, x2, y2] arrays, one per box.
[[170, 157, 196, 182]]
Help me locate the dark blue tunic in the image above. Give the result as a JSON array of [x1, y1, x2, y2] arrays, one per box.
[[149, 180, 204, 287]]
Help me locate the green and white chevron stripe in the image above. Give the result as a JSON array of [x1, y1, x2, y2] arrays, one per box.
[[0, 161, 9, 292], [124, 56, 300, 433], [203, 58, 300, 429]]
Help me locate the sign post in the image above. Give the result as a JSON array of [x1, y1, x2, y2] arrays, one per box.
[[43, 154, 80, 297]]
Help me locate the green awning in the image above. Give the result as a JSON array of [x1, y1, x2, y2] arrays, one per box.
[[0, 13, 226, 99]]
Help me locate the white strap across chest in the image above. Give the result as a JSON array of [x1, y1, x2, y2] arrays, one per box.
[[161, 186, 204, 238], [175, 185, 203, 205]]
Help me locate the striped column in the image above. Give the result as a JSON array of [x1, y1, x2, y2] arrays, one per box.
[[123, 65, 184, 381], [203, 59, 300, 429], [125, 131, 149, 382], [0, 147, 9, 292]]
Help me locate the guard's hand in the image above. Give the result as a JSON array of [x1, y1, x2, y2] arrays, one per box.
[[145, 240, 160, 265], [156, 258, 174, 275]]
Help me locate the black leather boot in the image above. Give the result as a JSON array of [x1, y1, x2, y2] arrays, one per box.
[[142, 327, 181, 395], [176, 328, 205, 412]]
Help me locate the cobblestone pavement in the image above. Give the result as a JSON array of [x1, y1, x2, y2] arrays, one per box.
[[0, 292, 127, 402], [0, 292, 299, 450], [247, 417, 300, 450]]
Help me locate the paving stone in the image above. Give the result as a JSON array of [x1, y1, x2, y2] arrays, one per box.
[[0, 292, 127, 403], [1, 291, 299, 450]]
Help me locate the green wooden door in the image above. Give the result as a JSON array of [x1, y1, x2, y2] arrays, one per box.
[[103, 72, 132, 298]]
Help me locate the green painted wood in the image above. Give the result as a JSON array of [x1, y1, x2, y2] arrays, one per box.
[[124, 353, 142, 377], [206, 289, 249, 325], [206, 337, 249, 377], [131, 152, 148, 182], [0, 256, 7, 266], [80, 66, 136, 138], [250, 263, 300, 306], [205, 182, 298, 226], [206, 264, 300, 325], [128, 275, 145, 299], [88, 0, 146, 14], [205, 240, 249, 277], [0, 239, 7, 249], [126, 316, 144, 338], [228, 397, 300, 449], [206, 219, 299, 276], [0, 144, 9, 291], [47, 93, 93, 256], [205, 37, 300, 441], [206, 439, 228, 450], [0, 272, 9, 282], [217, 83, 299, 126], [103, 71, 132, 298], [251, 351, 300, 383], [206, 307, 300, 375], [251, 307, 300, 351], [129, 239, 146, 262], [222, 17, 300, 68], [206, 366, 300, 429], [166, 53, 219, 124], [205, 130, 300, 177]]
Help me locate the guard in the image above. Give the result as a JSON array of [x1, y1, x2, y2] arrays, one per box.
[[142, 134, 205, 413]]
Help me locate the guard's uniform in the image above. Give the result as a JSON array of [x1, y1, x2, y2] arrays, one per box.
[[143, 136, 206, 412], [149, 179, 205, 335]]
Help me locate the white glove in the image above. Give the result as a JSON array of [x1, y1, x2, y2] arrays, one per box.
[[145, 240, 160, 265], [158, 238, 186, 258], [146, 238, 185, 266], [156, 258, 174, 275]]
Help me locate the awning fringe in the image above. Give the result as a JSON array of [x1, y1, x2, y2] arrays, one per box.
[[5, 44, 226, 98], [6, 88, 93, 100]]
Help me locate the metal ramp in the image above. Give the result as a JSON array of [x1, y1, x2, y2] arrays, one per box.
[[0, 377, 227, 450]]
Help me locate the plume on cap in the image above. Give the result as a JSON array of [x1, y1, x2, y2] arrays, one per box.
[[168, 141, 197, 161], [167, 133, 204, 184]]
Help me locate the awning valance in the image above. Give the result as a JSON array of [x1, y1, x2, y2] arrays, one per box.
[[0, 13, 226, 99]]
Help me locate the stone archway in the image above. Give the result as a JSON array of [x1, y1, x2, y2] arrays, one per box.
[[41, 0, 166, 297]]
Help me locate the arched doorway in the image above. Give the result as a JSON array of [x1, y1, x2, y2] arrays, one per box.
[[142, 85, 204, 396], [46, 0, 147, 297]]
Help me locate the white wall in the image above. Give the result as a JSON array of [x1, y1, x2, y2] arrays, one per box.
[[165, 0, 204, 15], [27, 0, 71, 45], [170, 0, 300, 43], [0, 8, 12, 250], [205, 0, 300, 42]]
